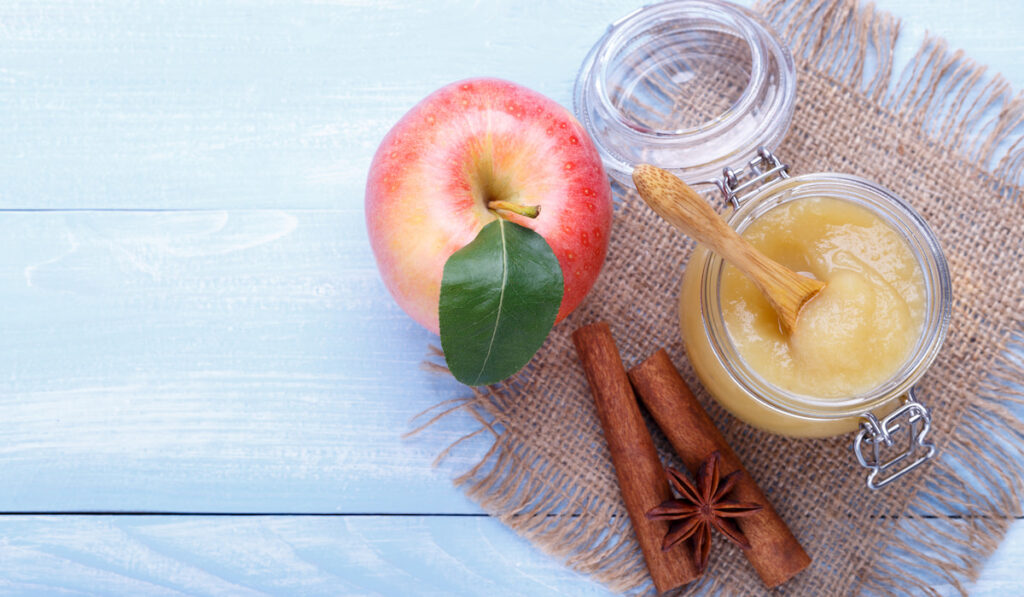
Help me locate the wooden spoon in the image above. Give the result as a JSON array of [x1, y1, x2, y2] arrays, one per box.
[[632, 164, 825, 334]]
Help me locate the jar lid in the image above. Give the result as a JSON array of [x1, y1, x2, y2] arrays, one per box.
[[574, 0, 796, 186]]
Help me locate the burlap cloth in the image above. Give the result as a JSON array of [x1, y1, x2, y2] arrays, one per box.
[[414, 0, 1024, 594]]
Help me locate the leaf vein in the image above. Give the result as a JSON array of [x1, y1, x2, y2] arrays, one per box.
[[473, 219, 507, 385]]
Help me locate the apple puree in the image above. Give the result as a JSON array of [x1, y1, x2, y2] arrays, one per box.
[[720, 197, 925, 397]]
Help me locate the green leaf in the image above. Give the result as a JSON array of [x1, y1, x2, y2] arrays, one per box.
[[439, 219, 564, 386]]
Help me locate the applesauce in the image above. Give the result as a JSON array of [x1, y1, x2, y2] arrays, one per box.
[[680, 174, 951, 438], [719, 197, 925, 398]]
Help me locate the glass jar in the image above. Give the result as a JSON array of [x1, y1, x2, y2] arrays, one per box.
[[575, 0, 952, 488], [574, 0, 796, 186], [680, 173, 952, 437]]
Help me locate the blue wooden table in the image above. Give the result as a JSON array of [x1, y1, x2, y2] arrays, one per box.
[[1, 0, 1021, 594]]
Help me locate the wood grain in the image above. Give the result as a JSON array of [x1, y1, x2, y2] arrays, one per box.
[[0, 0, 1021, 593], [0, 516, 608, 595], [0, 0, 634, 210], [631, 164, 824, 333], [0, 209, 491, 513], [0, 515, 1017, 595]]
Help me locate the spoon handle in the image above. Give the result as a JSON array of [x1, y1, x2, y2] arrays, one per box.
[[632, 164, 824, 333], [632, 164, 746, 258]]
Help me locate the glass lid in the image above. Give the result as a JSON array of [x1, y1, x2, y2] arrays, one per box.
[[574, 0, 796, 186]]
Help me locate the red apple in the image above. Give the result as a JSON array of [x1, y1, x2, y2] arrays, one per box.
[[366, 78, 613, 334]]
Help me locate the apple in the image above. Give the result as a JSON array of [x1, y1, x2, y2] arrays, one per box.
[[365, 78, 613, 334]]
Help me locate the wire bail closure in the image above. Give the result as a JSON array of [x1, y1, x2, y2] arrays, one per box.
[[697, 145, 943, 491], [708, 147, 790, 207], [853, 388, 936, 490]]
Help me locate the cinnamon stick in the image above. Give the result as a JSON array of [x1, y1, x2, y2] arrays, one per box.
[[628, 349, 811, 588], [572, 324, 700, 593]]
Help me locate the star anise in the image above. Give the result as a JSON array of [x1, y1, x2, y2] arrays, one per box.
[[646, 451, 763, 573]]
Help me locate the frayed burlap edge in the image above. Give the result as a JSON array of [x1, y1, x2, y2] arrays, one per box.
[[759, 0, 1024, 593], [407, 0, 1024, 594]]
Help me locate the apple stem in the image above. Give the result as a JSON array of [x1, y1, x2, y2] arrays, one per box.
[[488, 201, 541, 219]]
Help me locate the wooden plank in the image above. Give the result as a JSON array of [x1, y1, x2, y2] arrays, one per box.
[[0, 514, 1019, 595], [0, 209, 493, 513], [0, 0, 638, 210], [0, 515, 610, 596], [0, 0, 1021, 592], [3, 0, 1016, 211]]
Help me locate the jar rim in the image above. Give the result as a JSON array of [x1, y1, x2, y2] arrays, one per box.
[[573, 0, 796, 185], [698, 173, 953, 420], [593, 2, 765, 139]]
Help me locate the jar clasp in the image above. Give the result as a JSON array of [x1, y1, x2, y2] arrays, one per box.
[[853, 388, 936, 490], [707, 147, 789, 208]]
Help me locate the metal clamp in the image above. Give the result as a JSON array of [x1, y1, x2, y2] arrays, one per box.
[[706, 147, 790, 208], [853, 388, 936, 490]]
